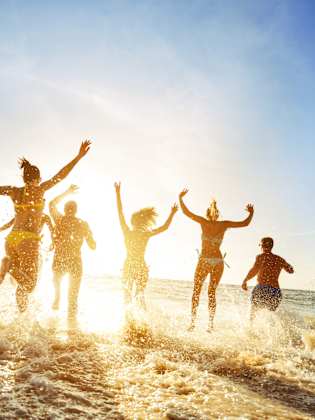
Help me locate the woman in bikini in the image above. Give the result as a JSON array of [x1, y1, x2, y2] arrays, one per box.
[[0, 140, 91, 312], [179, 189, 254, 331], [115, 182, 177, 310]]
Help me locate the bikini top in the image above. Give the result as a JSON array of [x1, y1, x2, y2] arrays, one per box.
[[15, 201, 45, 211], [14, 187, 45, 212], [201, 234, 223, 246]]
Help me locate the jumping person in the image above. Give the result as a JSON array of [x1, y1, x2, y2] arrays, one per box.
[[115, 182, 177, 310], [0, 140, 91, 312], [242, 237, 294, 321], [179, 189, 254, 332], [49, 184, 96, 321]]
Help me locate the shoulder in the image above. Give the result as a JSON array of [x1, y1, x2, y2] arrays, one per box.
[[77, 218, 87, 227], [11, 186, 22, 198]]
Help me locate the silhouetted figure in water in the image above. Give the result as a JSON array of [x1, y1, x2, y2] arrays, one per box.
[[0, 214, 54, 282], [115, 182, 177, 310], [0, 141, 91, 312], [179, 189, 254, 332], [242, 237, 294, 321], [49, 185, 96, 321]]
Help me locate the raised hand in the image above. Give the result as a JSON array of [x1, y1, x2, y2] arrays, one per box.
[[179, 188, 189, 199], [114, 182, 121, 193], [78, 140, 91, 158], [68, 184, 79, 194], [246, 204, 254, 214], [171, 203, 178, 214]]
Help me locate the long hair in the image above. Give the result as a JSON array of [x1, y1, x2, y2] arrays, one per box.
[[19, 158, 41, 183], [131, 207, 158, 230], [206, 199, 220, 221]]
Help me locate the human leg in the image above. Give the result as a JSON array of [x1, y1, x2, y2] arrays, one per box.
[[189, 259, 209, 331], [7, 240, 40, 312], [67, 259, 82, 320], [52, 271, 63, 310], [207, 261, 224, 331]]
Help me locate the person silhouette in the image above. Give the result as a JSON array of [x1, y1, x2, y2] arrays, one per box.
[[0, 141, 91, 312], [179, 188, 254, 331], [115, 182, 177, 310], [242, 237, 294, 321], [49, 185, 96, 321]]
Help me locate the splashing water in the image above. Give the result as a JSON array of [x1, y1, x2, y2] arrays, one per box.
[[0, 276, 314, 419]]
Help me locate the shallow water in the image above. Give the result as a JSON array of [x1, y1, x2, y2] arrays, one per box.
[[0, 276, 314, 419]]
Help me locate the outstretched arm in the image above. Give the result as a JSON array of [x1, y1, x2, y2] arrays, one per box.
[[84, 222, 96, 250], [242, 256, 260, 291], [49, 184, 78, 222], [0, 186, 16, 197], [224, 204, 254, 228], [282, 259, 294, 274], [150, 204, 178, 236], [40, 141, 91, 191], [179, 189, 206, 224], [0, 218, 15, 232], [114, 182, 129, 234]]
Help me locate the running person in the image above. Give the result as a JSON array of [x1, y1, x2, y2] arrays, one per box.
[[49, 185, 96, 320], [115, 182, 177, 310], [179, 189, 254, 331], [0, 140, 91, 312], [242, 237, 294, 321]]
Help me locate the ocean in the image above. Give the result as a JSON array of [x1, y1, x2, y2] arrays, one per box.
[[0, 276, 314, 419]]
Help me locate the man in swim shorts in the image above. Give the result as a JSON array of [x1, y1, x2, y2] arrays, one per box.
[[49, 185, 96, 321], [242, 237, 294, 321]]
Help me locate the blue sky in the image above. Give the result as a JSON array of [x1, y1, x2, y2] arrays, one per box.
[[0, 0, 315, 289]]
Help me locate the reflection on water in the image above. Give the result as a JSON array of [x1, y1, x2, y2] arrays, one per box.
[[0, 276, 314, 419]]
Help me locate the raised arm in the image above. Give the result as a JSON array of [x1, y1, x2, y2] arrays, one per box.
[[49, 184, 78, 222], [150, 204, 178, 236], [223, 204, 254, 228], [40, 141, 91, 191], [179, 189, 206, 224], [0, 218, 15, 232], [114, 182, 129, 234], [242, 256, 260, 291], [84, 222, 96, 250]]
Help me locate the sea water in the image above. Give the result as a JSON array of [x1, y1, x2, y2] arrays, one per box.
[[0, 276, 314, 419]]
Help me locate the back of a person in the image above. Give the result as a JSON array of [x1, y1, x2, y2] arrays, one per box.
[[12, 186, 45, 234], [124, 229, 150, 261], [201, 221, 226, 256], [257, 252, 285, 288], [54, 216, 86, 260]]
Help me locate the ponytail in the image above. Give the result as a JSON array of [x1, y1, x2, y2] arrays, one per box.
[[19, 157, 41, 183]]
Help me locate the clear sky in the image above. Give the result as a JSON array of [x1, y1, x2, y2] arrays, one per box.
[[0, 0, 314, 289]]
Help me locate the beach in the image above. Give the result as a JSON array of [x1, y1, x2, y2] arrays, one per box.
[[0, 276, 314, 419]]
